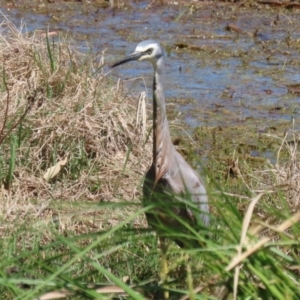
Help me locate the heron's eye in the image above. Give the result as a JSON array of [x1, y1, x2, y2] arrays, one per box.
[[147, 48, 153, 55]]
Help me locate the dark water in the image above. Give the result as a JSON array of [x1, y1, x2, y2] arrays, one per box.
[[1, 2, 299, 131]]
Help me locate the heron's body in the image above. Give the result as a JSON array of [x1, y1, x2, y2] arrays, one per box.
[[111, 40, 209, 248]]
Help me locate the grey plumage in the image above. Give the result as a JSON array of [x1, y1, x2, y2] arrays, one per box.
[[111, 40, 209, 247]]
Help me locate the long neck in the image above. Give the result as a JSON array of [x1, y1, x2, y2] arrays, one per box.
[[152, 56, 173, 179]]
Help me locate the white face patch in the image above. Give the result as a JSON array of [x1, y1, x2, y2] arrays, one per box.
[[135, 43, 156, 53], [133, 40, 163, 65]]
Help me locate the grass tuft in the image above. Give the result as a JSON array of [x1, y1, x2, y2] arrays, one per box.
[[0, 18, 151, 238]]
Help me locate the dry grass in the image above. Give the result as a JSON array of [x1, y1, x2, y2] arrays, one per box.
[[0, 19, 152, 238], [243, 126, 300, 213], [272, 129, 300, 211]]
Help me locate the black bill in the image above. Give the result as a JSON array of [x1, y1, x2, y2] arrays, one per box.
[[110, 51, 143, 68]]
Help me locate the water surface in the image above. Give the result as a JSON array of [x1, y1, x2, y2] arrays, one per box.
[[1, 1, 299, 132]]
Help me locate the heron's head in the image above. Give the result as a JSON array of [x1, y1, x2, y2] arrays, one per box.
[[111, 40, 163, 68]]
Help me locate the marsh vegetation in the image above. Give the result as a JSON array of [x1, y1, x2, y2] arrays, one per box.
[[0, 3, 300, 299]]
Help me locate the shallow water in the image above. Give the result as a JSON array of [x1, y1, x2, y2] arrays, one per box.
[[1, 1, 300, 132]]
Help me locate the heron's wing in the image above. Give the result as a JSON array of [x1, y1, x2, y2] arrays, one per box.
[[164, 152, 209, 227]]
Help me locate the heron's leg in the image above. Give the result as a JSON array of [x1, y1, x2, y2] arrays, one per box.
[[159, 237, 169, 299]]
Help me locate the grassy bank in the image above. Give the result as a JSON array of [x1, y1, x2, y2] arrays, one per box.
[[0, 19, 299, 300]]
